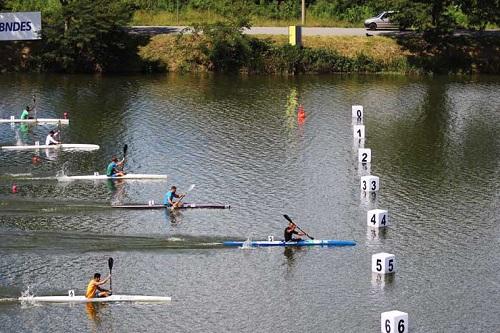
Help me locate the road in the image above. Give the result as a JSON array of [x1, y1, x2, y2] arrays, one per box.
[[128, 26, 499, 37], [128, 26, 402, 36]]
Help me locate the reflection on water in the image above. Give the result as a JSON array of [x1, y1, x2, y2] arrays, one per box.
[[0, 74, 499, 332]]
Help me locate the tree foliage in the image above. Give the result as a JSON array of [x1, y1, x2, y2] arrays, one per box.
[[37, 0, 135, 72]]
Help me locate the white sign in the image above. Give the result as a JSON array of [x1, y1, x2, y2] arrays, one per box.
[[0, 12, 41, 41]]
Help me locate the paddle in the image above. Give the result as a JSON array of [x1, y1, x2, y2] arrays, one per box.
[[171, 184, 195, 210], [108, 257, 114, 293], [119, 144, 128, 174], [283, 214, 314, 240], [32, 94, 37, 120]]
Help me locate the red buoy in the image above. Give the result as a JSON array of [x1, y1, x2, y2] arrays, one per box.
[[63, 112, 69, 119], [297, 104, 305, 120], [32, 155, 42, 164], [11, 183, 18, 193]]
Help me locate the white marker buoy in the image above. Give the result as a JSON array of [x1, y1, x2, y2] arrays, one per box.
[[352, 105, 363, 119], [381, 310, 408, 333], [372, 252, 396, 274], [367, 209, 388, 228], [358, 148, 371, 163], [353, 125, 365, 139], [361, 175, 379, 192]]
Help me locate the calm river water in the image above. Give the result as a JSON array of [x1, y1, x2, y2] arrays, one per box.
[[0, 74, 498, 332]]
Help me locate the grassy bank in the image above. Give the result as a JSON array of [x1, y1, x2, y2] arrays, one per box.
[[139, 34, 413, 74], [137, 30, 500, 75], [132, 10, 361, 28]]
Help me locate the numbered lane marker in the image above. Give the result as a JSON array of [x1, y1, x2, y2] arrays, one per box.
[[353, 125, 365, 139], [381, 310, 408, 333], [352, 105, 363, 119], [372, 253, 396, 274], [361, 175, 379, 192], [367, 209, 388, 228], [358, 148, 371, 163]]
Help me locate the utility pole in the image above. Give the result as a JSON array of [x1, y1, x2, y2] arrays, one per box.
[[301, 0, 305, 25]]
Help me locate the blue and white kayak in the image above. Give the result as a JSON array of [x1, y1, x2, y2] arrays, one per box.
[[223, 239, 356, 247]]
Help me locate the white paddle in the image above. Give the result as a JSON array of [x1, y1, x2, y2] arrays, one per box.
[[171, 184, 195, 210]]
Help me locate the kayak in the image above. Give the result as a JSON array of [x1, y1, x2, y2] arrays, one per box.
[[18, 294, 171, 303], [57, 173, 168, 181], [1, 144, 99, 151], [0, 118, 69, 125], [223, 239, 356, 247], [112, 203, 231, 209]]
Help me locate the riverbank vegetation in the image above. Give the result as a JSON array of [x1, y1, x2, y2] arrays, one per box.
[[0, 0, 499, 74], [132, 0, 499, 31]]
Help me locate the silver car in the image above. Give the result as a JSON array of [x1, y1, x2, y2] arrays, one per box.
[[364, 11, 398, 30]]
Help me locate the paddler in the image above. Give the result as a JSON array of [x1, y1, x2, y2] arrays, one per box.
[[163, 185, 185, 209], [85, 273, 111, 298], [45, 130, 61, 145], [284, 221, 305, 242], [106, 156, 125, 177], [20, 106, 32, 120]]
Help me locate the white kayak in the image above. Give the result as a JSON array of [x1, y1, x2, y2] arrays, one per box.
[[19, 294, 171, 303], [0, 118, 69, 125], [2, 144, 99, 151], [57, 173, 168, 181]]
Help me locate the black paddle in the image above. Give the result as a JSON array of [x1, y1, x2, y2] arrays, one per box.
[[283, 214, 314, 240], [121, 144, 128, 173], [108, 257, 114, 293], [32, 94, 37, 120]]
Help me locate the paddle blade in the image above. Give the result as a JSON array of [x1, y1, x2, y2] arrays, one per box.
[[188, 184, 195, 192], [283, 214, 293, 223], [108, 257, 114, 272], [123, 144, 128, 158]]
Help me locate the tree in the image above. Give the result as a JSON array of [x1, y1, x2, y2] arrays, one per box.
[[458, 0, 500, 30], [40, 0, 135, 72]]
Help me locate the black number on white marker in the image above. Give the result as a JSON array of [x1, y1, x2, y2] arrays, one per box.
[[398, 319, 405, 333], [361, 153, 367, 162]]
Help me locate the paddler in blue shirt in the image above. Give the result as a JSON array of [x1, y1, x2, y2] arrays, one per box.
[[163, 186, 185, 209], [284, 221, 305, 242], [106, 156, 125, 177]]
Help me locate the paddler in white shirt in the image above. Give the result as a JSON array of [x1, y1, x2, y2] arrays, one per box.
[[45, 130, 61, 145]]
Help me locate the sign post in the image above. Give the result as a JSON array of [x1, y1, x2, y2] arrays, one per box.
[[0, 12, 41, 41]]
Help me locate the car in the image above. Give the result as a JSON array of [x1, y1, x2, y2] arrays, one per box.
[[364, 11, 398, 30]]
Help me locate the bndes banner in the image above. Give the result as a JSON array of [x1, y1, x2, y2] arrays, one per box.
[[0, 12, 41, 41]]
